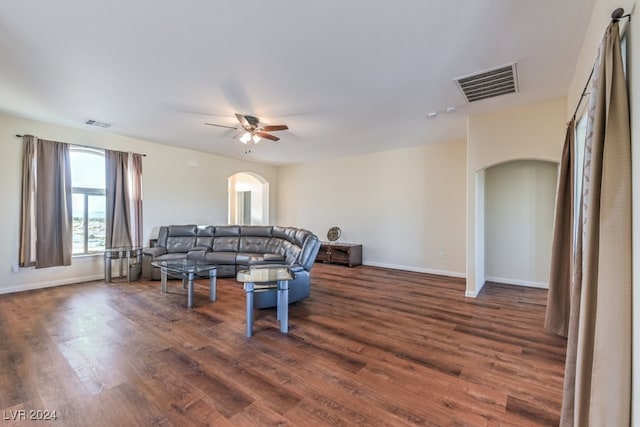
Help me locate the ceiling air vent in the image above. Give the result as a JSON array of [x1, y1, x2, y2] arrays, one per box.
[[454, 62, 518, 103], [85, 119, 111, 128]]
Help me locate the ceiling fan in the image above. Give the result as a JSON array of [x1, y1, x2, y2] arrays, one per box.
[[205, 113, 288, 144]]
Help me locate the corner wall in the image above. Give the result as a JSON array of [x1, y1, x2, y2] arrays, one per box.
[[466, 97, 566, 297], [278, 140, 468, 277]]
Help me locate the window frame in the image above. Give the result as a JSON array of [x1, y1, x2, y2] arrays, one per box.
[[70, 146, 106, 255]]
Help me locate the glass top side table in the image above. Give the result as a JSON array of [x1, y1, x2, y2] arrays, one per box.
[[152, 260, 217, 308], [236, 266, 294, 337], [104, 246, 143, 282]]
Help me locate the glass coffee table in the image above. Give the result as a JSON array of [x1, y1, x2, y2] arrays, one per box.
[[236, 266, 294, 337], [152, 260, 217, 308]]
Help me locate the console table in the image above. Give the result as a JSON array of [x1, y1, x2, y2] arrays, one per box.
[[316, 242, 362, 267], [104, 247, 143, 282]]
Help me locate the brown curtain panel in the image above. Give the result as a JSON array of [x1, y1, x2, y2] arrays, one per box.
[[35, 139, 73, 268], [105, 150, 132, 248], [545, 119, 575, 337], [129, 153, 143, 247], [561, 20, 631, 426], [19, 135, 37, 267]]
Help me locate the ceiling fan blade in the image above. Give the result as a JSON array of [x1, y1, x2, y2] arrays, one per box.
[[255, 131, 280, 142], [260, 124, 288, 132], [235, 113, 251, 131], [204, 122, 238, 130]]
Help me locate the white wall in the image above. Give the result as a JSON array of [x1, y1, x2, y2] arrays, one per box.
[[0, 113, 277, 294], [485, 160, 558, 288], [278, 140, 467, 277], [466, 97, 566, 297]]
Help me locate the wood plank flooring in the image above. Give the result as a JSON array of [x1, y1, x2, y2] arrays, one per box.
[[0, 264, 566, 426]]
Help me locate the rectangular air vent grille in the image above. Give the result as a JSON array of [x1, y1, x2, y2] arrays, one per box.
[[85, 119, 111, 128], [454, 63, 518, 103]]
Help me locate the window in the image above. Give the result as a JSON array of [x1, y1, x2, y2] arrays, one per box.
[[70, 147, 106, 254]]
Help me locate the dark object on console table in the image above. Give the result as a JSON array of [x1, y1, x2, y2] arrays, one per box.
[[316, 242, 362, 267]]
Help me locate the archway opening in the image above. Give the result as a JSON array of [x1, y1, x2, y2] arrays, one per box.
[[483, 159, 558, 289], [228, 172, 270, 225]]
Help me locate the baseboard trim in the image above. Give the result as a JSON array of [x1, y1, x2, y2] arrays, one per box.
[[363, 261, 466, 279], [465, 289, 478, 298], [0, 274, 105, 295], [485, 276, 548, 289]]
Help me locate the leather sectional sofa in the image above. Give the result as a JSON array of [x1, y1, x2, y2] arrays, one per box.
[[141, 225, 321, 308]]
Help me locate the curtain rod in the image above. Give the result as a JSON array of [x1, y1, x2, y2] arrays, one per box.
[[571, 67, 595, 121], [14, 134, 146, 157], [570, 8, 631, 121]]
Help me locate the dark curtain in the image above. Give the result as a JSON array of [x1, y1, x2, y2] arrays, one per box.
[[19, 135, 36, 267], [555, 20, 631, 426], [105, 150, 132, 248], [129, 153, 143, 247], [545, 119, 576, 337], [34, 139, 73, 268]]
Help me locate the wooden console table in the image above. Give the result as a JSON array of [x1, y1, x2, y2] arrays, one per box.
[[316, 242, 362, 267]]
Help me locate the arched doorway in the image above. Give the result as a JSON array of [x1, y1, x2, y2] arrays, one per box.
[[483, 159, 558, 288], [228, 172, 270, 225]]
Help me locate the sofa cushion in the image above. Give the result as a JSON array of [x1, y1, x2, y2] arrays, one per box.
[[166, 225, 198, 253], [196, 226, 215, 249], [212, 237, 239, 252], [240, 225, 272, 237], [203, 251, 237, 265], [239, 236, 270, 253], [272, 226, 295, 242], [153, 252, 188, 262], [284, 245, 302, 265], [235, 252, 286, 267], [215, 226, 240, 237], [294, 229, 312, 247], [265, 237, 286, 255]]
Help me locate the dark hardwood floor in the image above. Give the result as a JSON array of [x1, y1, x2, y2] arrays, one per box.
[[0, 263, 566, 426]]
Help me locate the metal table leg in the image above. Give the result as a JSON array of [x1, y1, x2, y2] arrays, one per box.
[[209, 269, 217, 302], [104, 251, 113, 282], [125, 250, 132, 282], [245, 282, 255, 337], [278, 280, 289, 333], [160, 268, 168, 293], [118, 250, 125, 279], [186, 271, 196, 308]]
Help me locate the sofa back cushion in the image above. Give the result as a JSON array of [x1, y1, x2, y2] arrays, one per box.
[[299, 235, 321, 270], [165, 225, 198, 253], [239, 236, 271, 253], [196, 226, 215, 248], [212, 226, 240, 252]]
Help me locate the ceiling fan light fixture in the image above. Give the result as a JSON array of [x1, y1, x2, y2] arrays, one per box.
[[239, 132, 251, 144], [252, 134, 261, 144]]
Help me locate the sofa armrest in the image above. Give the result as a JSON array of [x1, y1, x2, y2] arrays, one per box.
[[143, 246, 167, 258]]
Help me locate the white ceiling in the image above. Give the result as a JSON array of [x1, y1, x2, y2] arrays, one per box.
[[0, 1, 594, 165]]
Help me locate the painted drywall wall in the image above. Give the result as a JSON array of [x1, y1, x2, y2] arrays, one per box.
[[567, 0, 639, 421], [0, 113, 277, 294], [484, 160, 558, 288], [466, 97, 566, 297], [278, 140, 467, 277]]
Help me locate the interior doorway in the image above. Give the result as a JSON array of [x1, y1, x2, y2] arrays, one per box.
[[228, 172, 269, 225], [483, 159, 558, 288]]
